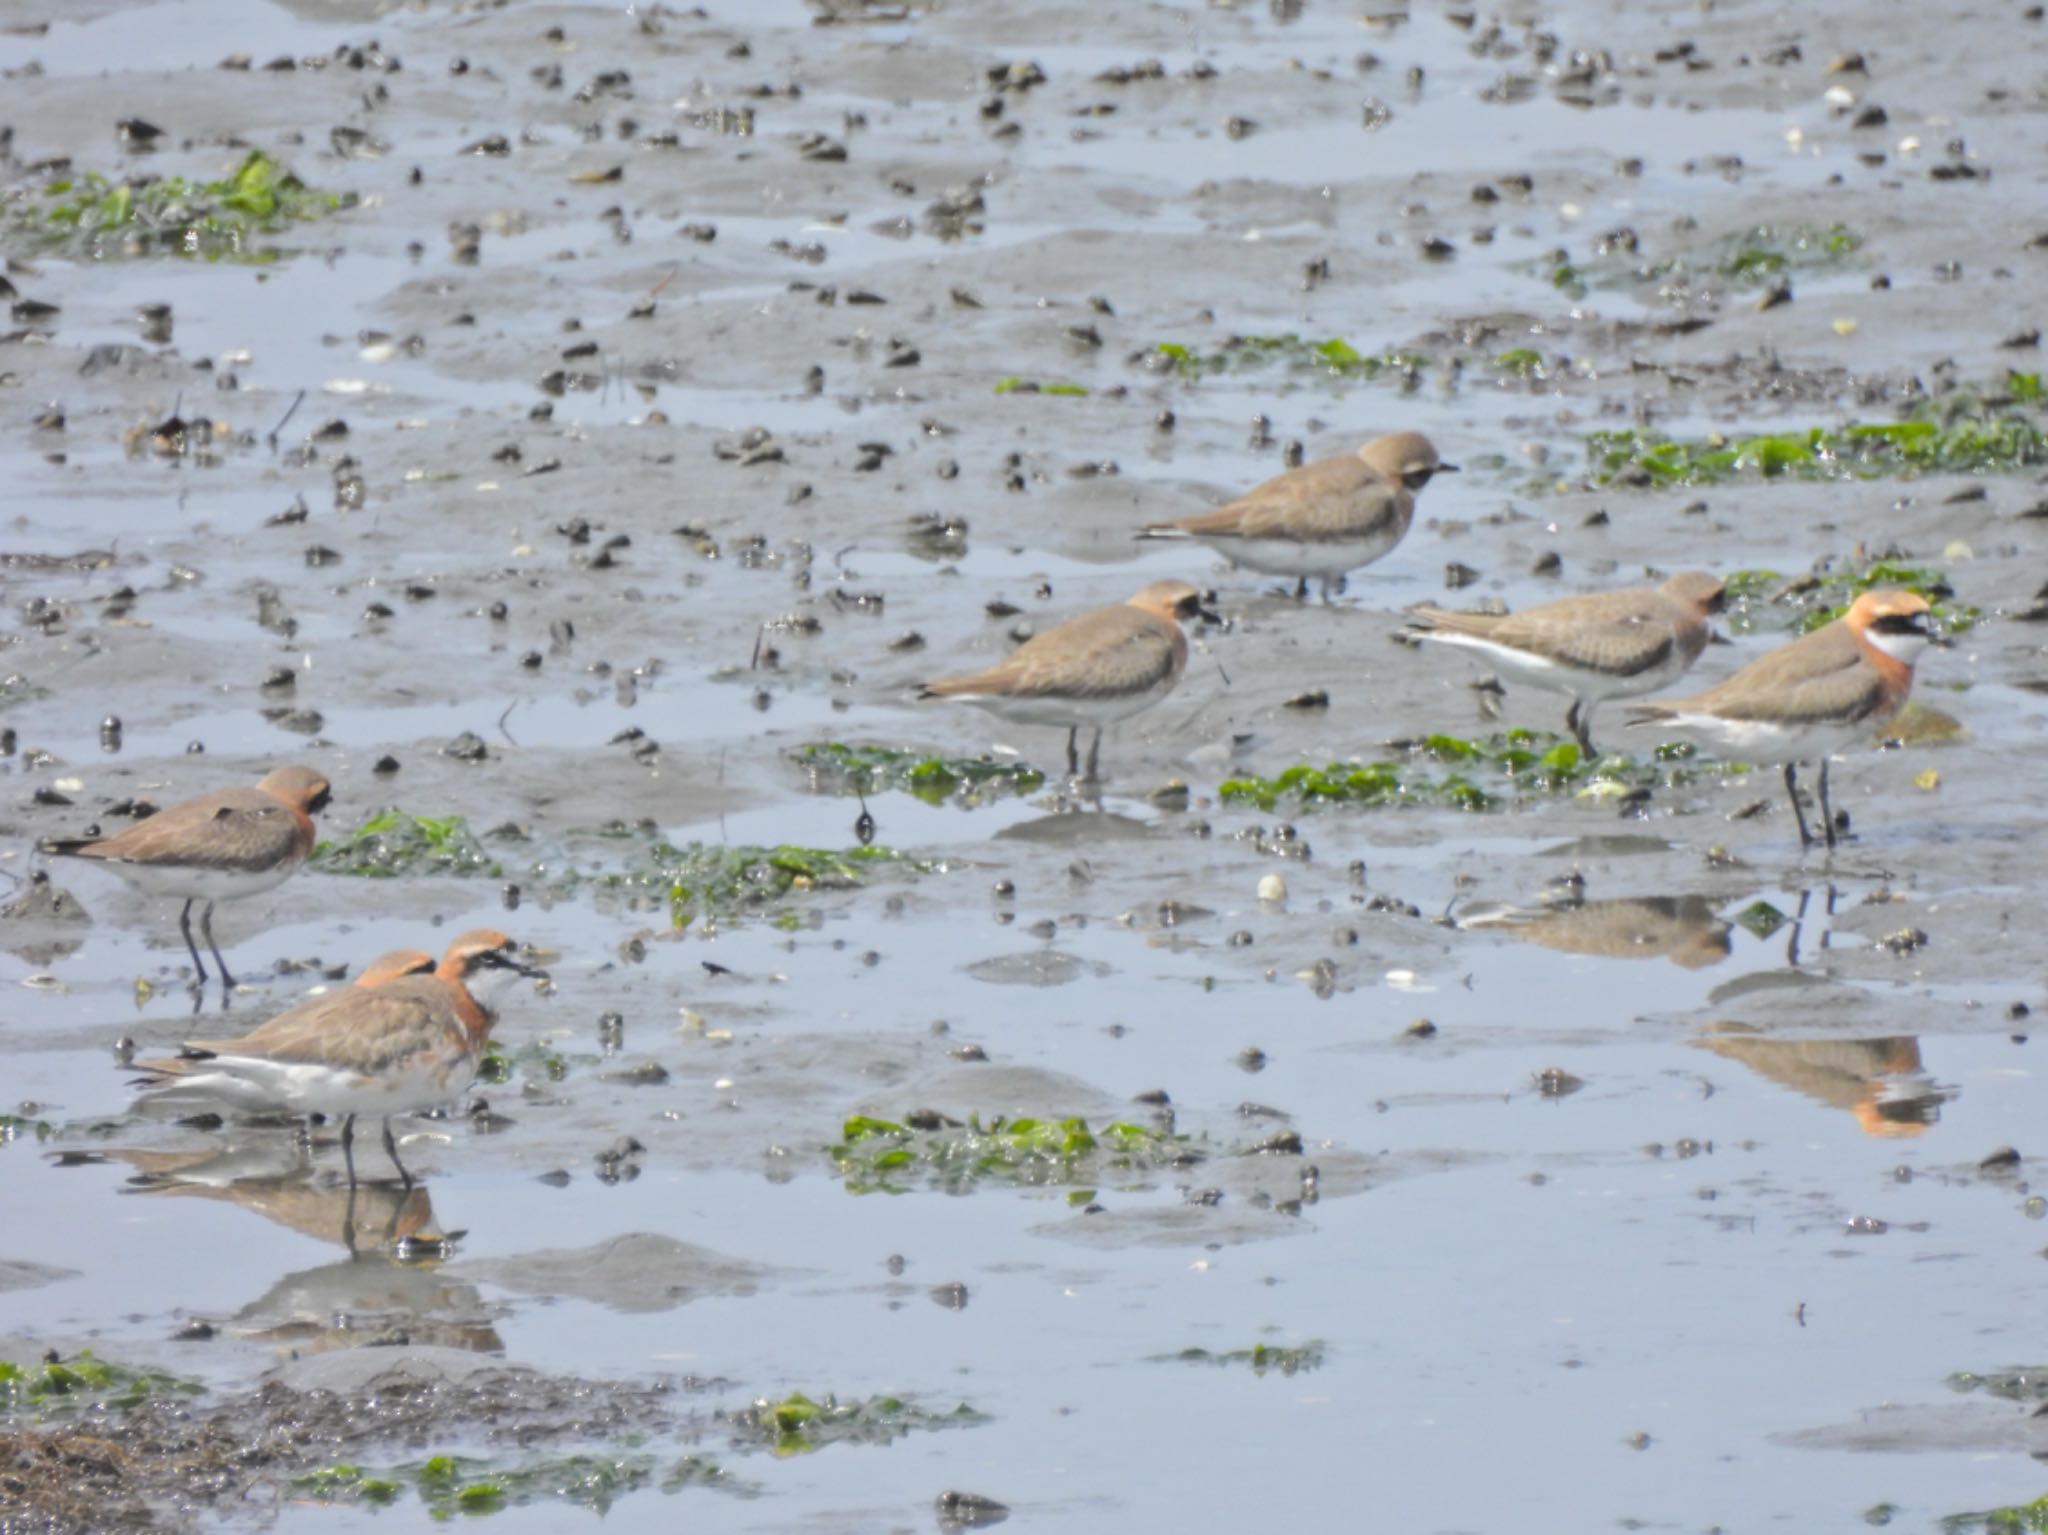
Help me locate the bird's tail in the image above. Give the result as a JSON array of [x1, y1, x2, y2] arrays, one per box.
[[128, 1053, 212, 1087]]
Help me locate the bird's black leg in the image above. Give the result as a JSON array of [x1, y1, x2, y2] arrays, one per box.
[[178, 899, 208, 983], [1783, 763, 1816, 849], [382, 1117, 414, 1193], [1084, 727, 1103, 784], [340, 1113, 360, 1191], [198, 901, 235, 990], [1787, 886, 1811, 967], [1064, 727, 1080, 779], [1818, 760, 1838, 850], [1567, 701, 1597, 758]]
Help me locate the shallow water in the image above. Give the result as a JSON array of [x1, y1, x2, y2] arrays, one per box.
[[2, 0, 2045, 1529]]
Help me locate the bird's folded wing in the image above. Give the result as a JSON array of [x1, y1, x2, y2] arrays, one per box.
[[1694, 638, 1885, 724], [79, 790, 302, 870], [1180, 459, 1390, 542], [182, 984, 458, 1072], [985, 614, 1177, 699]]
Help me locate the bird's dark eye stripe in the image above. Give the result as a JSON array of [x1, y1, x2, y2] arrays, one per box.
[[1872, 613, 1928, 634]]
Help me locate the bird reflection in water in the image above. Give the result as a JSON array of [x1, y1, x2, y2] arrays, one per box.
[[1457, 893, 1733, 969], [1693, 1025, 1952, 1138], [111, 1144, 501, 1354]]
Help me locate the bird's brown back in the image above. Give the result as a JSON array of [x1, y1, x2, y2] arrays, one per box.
[[1414, 586, 1705, 677], [1169, 455, 1408, 544], [923, 604, 1184, 701], [161, 978, 470, 1075], [1660, 619, 1891, 725], [61, 786, 316, 872]]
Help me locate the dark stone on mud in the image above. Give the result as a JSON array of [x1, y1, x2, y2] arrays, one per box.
[[1245, 1130, 1304, 1156], [936, 1490, 1010, 1529]]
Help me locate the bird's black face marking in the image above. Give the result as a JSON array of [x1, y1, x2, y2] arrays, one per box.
[[476, 945, 548, 980], [1871, 612, 1929, 637], [1403, 461, 1458, 490]]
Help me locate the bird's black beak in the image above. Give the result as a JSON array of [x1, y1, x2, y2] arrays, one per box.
[[486, 947, 550, 981], [1179, 592, 1223, 625]]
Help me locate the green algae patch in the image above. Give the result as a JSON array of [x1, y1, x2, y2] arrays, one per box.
[[1158, 1341, 1327, 1376], [291, 1465, 404, 1506], [1148, 335, 1430, 384], [792, 742, 1045, 805], [312, 810, 501, 879], [0, 1112, 122, 1145], [478, 1038, 576, 1086], [293, 1451, 752, 1516], [1545, 223, 1861, 298], [1641, 222, 1861, 287], [1586, 403, 2048, 488], [1940, 1493, 2048, 1534], [831, 1112, 1198, 1195], [1948, 1368, 2048, 1404], [1733, 901, 1790, 940], [994, 376, 1089, 396], [1719, 558, 1980, 638], [1218, 731, 1703, 813], [6, 151, 350, 262], [0, 1352, 204, 1420], [719, 1392, 987, 1458], [579, 836, 927, 929], [649, 843, 903, 928], [0, 1113, 56, 1143]]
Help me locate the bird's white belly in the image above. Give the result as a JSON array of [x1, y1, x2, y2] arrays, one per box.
[[1203, 534, 1395, 578], [1424, 633, 1691, 703], [1651, 712, 1869, 765], [159, 1051, 477, 1120], [98, 861, 297, 903], [954, 684, 1173, 730]]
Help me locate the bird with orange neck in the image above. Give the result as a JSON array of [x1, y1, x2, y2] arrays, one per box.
[[131, 931, 546, 1189], [1624, 590, 1935, 849]]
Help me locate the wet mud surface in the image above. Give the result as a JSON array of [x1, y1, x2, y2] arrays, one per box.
[[3, 0, 2048, 1529]]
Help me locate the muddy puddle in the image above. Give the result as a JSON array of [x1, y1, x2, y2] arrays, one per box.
[[2, 0, 2047, 1529]]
